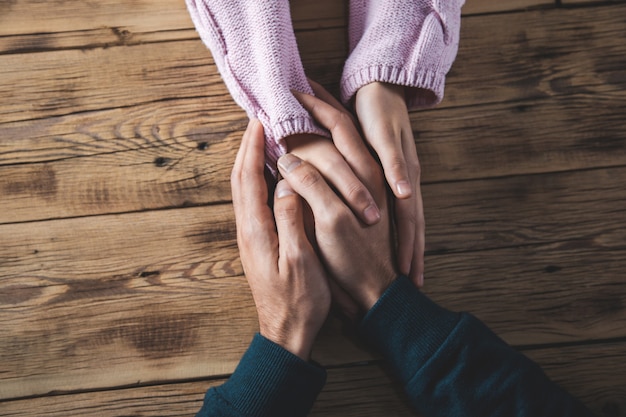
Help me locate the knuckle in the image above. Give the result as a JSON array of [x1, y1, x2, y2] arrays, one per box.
[[365, 163, 386, 194], [387, 154, 407, 173], [298, 167, 323, 189], [240, 222, 257, 242], [411, 157, 422, 178], [346, 182, 372, 207], [398, 209, 418, 227], [330, 110, 350, 131], [234, 165, 255, 186], [323, 205, 352, 230], [282, 243, 307, 271], [274, 203, 298, 223]]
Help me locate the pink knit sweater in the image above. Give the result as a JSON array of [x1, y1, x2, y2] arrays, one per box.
[[186, 0, 464, 168]]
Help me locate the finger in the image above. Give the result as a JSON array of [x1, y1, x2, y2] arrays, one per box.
[[375, 131, 412, 199], [232, 119, 258, 214], [409, 180, 425, 287], [395, 196, 416, 277], [277, 153, 347, 224], [231, 119, 254, 200], [313, 147, 381, 225], [402, 128, 425, 286], [292, 90, 375, 177], [232, 120, 267, 213], [285, 135, 380, 225], [307, 79, 357, 124], [395, 186, 425, 287], [274, 180, 311, 259], [232, 120, 276, 252]]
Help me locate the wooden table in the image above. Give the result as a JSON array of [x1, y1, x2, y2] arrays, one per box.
[[1, 0, 625, 415]]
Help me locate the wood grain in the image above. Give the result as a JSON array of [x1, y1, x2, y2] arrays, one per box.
[[0, 40, 224, 125], [433, 4, 626, 107], [1, 92, 624, 223], [562, 0, 626, 3], [1, 0, 624, 413], [423, 166, 626, 253], [0, 342, 624, 416], [0, 0, 552, 54], [1, 199, 625, 398], [1, 126, 625, 253], [2, 6, 624, 125], [464, 0, 553, 13]]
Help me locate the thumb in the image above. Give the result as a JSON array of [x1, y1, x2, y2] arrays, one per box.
[[377, 141, 412, 199]]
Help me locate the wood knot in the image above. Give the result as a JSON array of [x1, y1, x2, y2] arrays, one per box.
[[154, 157, 171, 167]]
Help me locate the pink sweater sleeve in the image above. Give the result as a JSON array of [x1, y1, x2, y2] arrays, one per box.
[[341, 0, 465, 109], [185, 0, 328, 169]]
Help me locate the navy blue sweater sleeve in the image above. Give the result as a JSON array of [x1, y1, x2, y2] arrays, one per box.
[[196, 333, 326, 417], [360, 275, 595, 417]]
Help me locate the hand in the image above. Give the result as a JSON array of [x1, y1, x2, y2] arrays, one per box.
[[280, 91, 397, 312], [355, 82, 425, 287], [284, 134, 381, 226], [231, 119, 331, 360]]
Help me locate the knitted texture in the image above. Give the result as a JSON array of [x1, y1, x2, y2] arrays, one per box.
[[196, 334, 326, 417], [185, 0, 328, 169], [185, 0, 464, 167], [342, 0, 465, 108]]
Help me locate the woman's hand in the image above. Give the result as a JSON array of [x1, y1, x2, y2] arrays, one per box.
[[355, 82, 425, 287], [231, 119, 331, 360]]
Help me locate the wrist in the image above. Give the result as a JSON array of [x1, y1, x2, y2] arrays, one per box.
[[358, 272, 398, 312], [260, 325, 315, 361], [284, 133, 327, 152]]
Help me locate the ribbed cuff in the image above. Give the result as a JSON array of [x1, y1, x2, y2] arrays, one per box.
[[260, 115, 330, 175], [340, 65, 446, 109], [359, 275, 460, 384], [214, 333, 326, 417]]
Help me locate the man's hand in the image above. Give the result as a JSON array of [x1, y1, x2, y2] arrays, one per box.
[[355, 82, 425, 287], [231, 119, 331, 360], [284, 134, 381, 226], [279, 92, 398, 312]]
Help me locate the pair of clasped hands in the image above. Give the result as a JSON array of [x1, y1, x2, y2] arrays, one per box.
[[232, 81, 423, 359]]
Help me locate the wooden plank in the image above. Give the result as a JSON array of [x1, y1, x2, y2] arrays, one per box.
[[423, 166, 626, 253], [0, 40, 225, 125], [0, 1, 344, 54], [0, 0, 191, 39], [525, 342, 626, 417], [1, 202, 625, 398], [0, 0, 551, 54], [413, 94, 626, 182], [0, 342, 623, 416], [0, 97, 244, 166], [1, 99, 625, 243], [444, 4, 626, 107], [464, 0, 553, 13], [2, 5, 625, 124], [562, 0, 626, 3], [1, 92, 625, 224], [0, 105, 243, 223], [0, 207, 369, 399]]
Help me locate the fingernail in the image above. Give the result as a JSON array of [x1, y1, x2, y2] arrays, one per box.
[[363, 204, 381, 224], [278, 153, 302, 173], [396, 180, 411, 197], [418, 274, 424, 287], [275, 181, 295, 199]]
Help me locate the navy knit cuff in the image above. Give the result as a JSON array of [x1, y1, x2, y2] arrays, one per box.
[[359, 275, 461, 384], [214, 333, 326, 417]]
